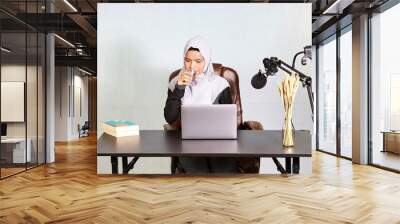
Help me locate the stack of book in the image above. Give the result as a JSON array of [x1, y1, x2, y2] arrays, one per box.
[[101, 120, 139, 137]]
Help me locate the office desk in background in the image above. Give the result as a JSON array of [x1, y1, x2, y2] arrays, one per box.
[[382, 131, 400, 154], [97, 130, 312, 175], [1, 138, 32, 165]]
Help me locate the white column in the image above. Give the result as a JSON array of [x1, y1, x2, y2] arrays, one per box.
[[352, 14, 369, 164], [46, 32, 55, 163]]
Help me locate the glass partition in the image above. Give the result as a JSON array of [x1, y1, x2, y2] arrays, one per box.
[[0, 1, 46, 179], [370, 3, 400, 171], [339, 28, 352, 158], [317, 36, 337, 155]]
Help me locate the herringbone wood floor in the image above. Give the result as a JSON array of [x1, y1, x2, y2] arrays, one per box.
[[1, 135, 400, 224]]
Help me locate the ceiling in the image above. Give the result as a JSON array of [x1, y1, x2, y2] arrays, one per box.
[[0, 0, 390, 74]]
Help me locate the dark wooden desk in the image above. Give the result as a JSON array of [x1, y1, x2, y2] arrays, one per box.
[[97, 130, 312, 174]]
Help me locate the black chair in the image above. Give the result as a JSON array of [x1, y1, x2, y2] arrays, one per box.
[[78, 121, 90, 138]]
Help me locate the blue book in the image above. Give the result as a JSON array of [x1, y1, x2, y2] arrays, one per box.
[[102, 120, 139, 137], [104, 120, 136, 127]]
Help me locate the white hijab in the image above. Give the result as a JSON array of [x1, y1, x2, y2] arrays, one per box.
[[168, 36, 229, 105], [183, 35, 215, 82]]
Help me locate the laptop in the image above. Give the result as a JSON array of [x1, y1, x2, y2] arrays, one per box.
[[181, 104, 237, 139]]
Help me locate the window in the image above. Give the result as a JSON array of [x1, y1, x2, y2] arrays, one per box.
[[317, 36, 337, 154], [370, 3, 400, 171], [339, 28, 352, 158]]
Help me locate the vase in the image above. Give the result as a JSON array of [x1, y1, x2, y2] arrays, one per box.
[[282, 117, 294, 147]]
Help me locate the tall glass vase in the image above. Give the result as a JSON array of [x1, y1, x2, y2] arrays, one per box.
[[282, 117, 295, 147]]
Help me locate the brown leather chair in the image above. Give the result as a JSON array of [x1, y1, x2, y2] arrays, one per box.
[[165, 63, 263, 131], [165, 63, 262, 173]]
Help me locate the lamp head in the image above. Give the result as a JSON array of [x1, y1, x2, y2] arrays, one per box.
[[301, 45, 312, 65]]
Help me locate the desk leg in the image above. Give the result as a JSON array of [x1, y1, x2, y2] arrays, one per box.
[[171, 157, 178, 174], [206, 158, 213, 173], [171, 157, 187, 174], [272, 157, 286, 174], [175, 158, 186, 174], [122, 156, 128, 172], [292, 157, 300, 174], [123, 157, 140, 174], [285, 158, 292, 174], [382, 133, 386, 152], [111, 156, 118, 174]]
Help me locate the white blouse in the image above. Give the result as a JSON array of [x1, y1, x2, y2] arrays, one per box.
[[168, 72, 230, 105]]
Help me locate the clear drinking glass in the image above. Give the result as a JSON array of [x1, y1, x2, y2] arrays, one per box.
[[183, 69, 195, 83]]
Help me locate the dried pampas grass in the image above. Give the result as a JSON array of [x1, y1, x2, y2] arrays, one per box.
[[278, 72, 300, 146]]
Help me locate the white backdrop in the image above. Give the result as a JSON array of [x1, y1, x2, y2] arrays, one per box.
[[98, 3, 312, 134]]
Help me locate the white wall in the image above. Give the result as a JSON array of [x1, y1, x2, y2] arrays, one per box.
[[75, 72, 89, 138], [1, 65, 39, 138], [98, 3, 313, 136], [1, 82, 24, 122], [55, 67, 89, 141], [55, 67, 68, 141], [312, 45, 317, 150]]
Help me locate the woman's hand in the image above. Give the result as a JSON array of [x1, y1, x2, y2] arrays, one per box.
[[177, 69, 194, 86]]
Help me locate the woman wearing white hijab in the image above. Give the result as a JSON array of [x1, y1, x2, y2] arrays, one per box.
[[164, 35, 232, 122], [164, 36, 236, 173]]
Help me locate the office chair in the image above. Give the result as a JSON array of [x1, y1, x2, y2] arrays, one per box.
[[78, 121, 90, 138], [165, 63, 263, 173]]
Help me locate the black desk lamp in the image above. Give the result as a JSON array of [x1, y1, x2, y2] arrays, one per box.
[[251, 46, 314, 121]]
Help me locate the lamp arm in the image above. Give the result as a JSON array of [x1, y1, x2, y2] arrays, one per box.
[[271, 58, 314, 121], [292, 51, 304, 68]]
